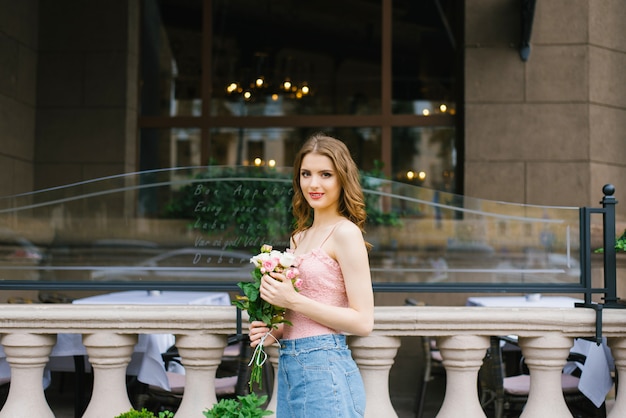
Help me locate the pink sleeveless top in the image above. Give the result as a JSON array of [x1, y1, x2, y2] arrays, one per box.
[[282, 224, 349, 340]]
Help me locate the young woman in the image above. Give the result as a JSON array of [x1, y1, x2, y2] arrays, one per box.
[[248, 133, 374, 417]]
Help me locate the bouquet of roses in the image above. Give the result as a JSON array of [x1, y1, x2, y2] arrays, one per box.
[[233, 244, 301, 390]]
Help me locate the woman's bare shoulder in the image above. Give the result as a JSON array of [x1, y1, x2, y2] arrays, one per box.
[[333, 220, 364, 243]]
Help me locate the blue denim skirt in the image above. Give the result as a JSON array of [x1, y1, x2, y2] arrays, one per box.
[[277, 334, 366, 418]]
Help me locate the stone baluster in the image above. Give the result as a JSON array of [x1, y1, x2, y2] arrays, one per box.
[[436, 335, 489, 418], [81, 333, 138, 418], [0, 333, 56, 418], [518, 335, 573, 417], [264, 344, 280, 417], [350, 335, 401, 418], [607, 337, 625, 418], [174, 333, 227, 417]]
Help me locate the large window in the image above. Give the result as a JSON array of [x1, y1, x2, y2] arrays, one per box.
[[139, 0, 462, 198]]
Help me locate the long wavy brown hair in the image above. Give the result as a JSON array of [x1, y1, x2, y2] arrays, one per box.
[[291, 133, 370, 248]]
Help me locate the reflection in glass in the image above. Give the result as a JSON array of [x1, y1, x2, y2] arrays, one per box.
[[139, 1, 461, 196], [392, 0, 459, 115], [367, 180, 580, 287], [210, 0, 382, 116], [140, 127, 382, 175], [392, 126, 456, 192], [207, 127, 382, 171], [0, 167, 584, 291], [140, 1, 461, 117], [140, 0, 203, 117]]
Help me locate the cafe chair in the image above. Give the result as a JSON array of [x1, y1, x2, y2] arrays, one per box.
[[139, 334, 248, 413], [415, 335, 444, 418], [479, 336, 601, 418]]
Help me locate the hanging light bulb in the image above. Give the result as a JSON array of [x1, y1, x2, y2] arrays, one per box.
[[226, 82, 240, 94]]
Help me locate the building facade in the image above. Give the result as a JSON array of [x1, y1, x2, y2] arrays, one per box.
[[0, 0, 625, 217]]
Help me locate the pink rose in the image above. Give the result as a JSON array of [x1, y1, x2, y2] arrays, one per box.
[[262, 258, 278, 272], [285, 268, 298, 280]]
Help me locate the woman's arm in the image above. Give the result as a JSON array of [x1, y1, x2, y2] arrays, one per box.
[[260, 221, 374, 336]]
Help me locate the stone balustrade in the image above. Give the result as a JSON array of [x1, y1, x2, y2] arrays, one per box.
[[0, 304, 623, 418]]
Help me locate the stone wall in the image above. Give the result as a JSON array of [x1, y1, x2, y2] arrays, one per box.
[[33, 0, 139, 191], [464, 0, 626, 218], [0, 0, 38, 195]]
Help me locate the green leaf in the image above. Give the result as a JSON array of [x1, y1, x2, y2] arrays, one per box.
[[203, 393, 272, 417]]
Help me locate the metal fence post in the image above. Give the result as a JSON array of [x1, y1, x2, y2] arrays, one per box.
[[600, 184, 620, 306]]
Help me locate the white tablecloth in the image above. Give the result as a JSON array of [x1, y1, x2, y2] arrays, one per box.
[[467, 295, 613, 407], [0, 291, 231, 391], [466, 295, 584, 308], [72, 290, 231, 306]]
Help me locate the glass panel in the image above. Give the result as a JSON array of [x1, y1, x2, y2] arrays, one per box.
[[368, 183, 581, 287], [392, 126, 456, 192], [0, 167, 586, 292], [140, 0, 203, 117], [392, 0, 459, 115], [211, 0, 382, 116]]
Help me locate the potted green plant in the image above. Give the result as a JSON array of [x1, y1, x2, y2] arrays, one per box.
[[114, 408, 173, 418], [203, 393, 272, 418]]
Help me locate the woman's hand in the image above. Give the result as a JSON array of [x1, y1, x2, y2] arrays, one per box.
[[249, 321, 283, 347], [260, 271, 298, 309], [248, 320, 271, 348]]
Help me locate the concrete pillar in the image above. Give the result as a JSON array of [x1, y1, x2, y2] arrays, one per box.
[[518, 335, 574, 418], [436, 335, 489, 418], [174, 333, 227, 417], [350, 335, 401, 418], [81, 333, 137, 418], [0, 333, 55, 418]]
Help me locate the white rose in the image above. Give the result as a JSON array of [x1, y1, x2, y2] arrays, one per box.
[[250, 251, 271, 266], [279, 251, 298, 268]]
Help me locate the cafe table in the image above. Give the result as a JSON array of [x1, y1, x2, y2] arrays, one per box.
[[467, 295, 614, 408], [72, 290, 231, 307], [466, 295, 584, 308]]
